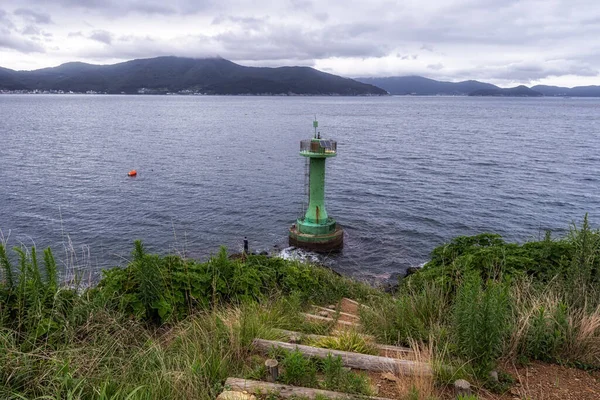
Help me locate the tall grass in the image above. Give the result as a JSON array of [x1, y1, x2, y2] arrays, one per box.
[[0, 297, 309, 399], [2, 216, 600, 398], [0, 239, 378, 399], [361, 282, 449, 346], [394, 337, 437, 400], [360, 216, 600, 389], [505, 280, 600, 367]]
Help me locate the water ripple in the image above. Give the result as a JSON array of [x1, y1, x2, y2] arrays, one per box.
[[1, 95, 599, 279]]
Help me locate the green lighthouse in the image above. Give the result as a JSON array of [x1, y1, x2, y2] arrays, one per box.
[[289, 120, 344, 252]]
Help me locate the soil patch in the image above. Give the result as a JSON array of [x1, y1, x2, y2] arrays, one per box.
[[367, 371, 402, 399], [485, 362, 600, 400]]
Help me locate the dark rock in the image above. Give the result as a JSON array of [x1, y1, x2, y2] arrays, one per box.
[[381, 272, 402, 294], [454, 379, 471, 396]]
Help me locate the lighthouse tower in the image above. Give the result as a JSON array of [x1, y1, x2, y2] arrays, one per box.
[[289, 120, 343, 252]]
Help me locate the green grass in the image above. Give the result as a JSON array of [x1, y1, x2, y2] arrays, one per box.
[[0, 297, 313, 399], [451, 272, 510, 377], [2, 215, 600, 399], [0, 240, 378, 399], [305, 331, 379, 355], [279, 349, 318, 387], [360, 282, 449, 346], [274, 350, 372, 395], [361, 216, 600, 390], [94, 242, 379, 324]]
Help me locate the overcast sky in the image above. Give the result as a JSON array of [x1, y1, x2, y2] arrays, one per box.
[[0, 0, 599, 87]]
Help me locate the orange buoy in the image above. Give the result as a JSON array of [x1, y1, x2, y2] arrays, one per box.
[[128, 170, 137, 177]]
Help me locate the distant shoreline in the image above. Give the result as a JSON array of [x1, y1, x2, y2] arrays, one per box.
[[0, 92, 389, 96], [0, 92, 591, 98]]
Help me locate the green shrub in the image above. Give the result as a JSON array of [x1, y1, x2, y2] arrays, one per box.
[[338, 370, 372, 395], [96, 242, 377, 324], [320, 353, 344, 390], [452, 272, 510, 377], [279, 349, 317, 387], [409, 216, 600, 292], [524, 302, 568, 362], [274, 350, 372, 395], [0, 243, 78, 345], [394, 283, 448, 345], [319, 353, 372, 395]]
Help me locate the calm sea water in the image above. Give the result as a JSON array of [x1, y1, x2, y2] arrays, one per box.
[[1, 95, 599, 281]]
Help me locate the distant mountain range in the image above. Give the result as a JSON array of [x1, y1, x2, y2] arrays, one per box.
[[469, 85, 543, 97], [356, 76, 600, 97], [2, 57, 599, 97], [356, 76, 496, 95], [0, 57, 386, 96]]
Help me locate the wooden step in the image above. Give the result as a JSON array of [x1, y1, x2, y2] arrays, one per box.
[[273, 329, 414, 357], [376, 343, 416, 358], [312, 306, 360, 323], [301, 313, 360, 329], [225, 377, 393, 400], [252, 339, 431, 375], [217, 391, 256, 400], [340, 298, 370, 315]]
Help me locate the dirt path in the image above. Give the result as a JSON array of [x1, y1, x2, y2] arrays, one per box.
[[482, 362, 600, 400]]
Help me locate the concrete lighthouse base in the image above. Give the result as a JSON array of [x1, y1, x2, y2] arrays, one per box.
[[288, 224, 344, 252]]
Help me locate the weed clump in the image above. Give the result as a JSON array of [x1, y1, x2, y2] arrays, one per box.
[[451, 272, 510, 377], [306, 331, 378, 355], [279, 349, 318, 387], [274, 350, 372, 395]]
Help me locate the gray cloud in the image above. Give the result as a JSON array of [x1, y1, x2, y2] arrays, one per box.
[[14, 8, 53, 24], [211, 15, 268, 30], [290, 0, 313, 9], [313, 12, 328, 22], [28, 0, 212, 15], [88, 30, 113, 44], [82, 34, 207, 60], [0, 32, 46, 53], [0, 9, 46, 52], [449, 60, 599, 83], [21, 25, 41, 36], [402, 54, 418, 60], [127, 2, 176, 15], [427, 63, 444, 71], [78, 19, 391, 62], [0, 9, 15, 29], [0, 0, 599, 85], [213, 22, 390, 60]]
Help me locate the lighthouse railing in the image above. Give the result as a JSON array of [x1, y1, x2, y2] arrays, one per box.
[[300, 139, 337, 154]]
